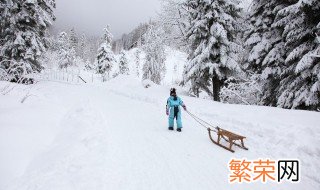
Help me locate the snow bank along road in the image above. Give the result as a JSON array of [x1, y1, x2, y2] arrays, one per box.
[[0, 76, 319, 190]]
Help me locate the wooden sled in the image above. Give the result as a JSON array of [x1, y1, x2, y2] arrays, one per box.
[[207, 127, 248, 153]]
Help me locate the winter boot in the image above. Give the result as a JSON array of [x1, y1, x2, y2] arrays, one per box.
[[177, 128, 182, 132], [168, 127, 174, 130]]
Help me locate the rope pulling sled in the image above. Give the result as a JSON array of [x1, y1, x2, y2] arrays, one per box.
[[186, 110, 248, 153]]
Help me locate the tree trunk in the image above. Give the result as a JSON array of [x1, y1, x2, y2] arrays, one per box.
[[212, 76, 222, 102], [193, 87, 200, 98]]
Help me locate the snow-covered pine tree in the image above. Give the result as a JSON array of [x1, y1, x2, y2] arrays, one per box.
[[95, 26, 116, 81], [0, 1, 9, 47], [244, 0, 293, 106], [119, 50, 129, 75], [142, 25, 166, 84], [216, 4, 254, 104], [57, 32, 75, 69], [0, 1, 10, 80], [135, 49, 141, 77], [0, 0, 55, 82], [39, 35, 60, 69], [69, 28, 78, 51], [274, 0, 320, 110], [183, 0, 242, 101], [79, 33, 87, 60]]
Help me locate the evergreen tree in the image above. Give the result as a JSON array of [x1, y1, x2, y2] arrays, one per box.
[[183, 0, 242, 101], [0, 1, 9, 47], [79, 33, 87, 60], [135, 49, 141, 77], [0, 0, 55, 82], [142, 25, 166, 84], [244, 0, 293, 106], [119, 50, 129, 75], [275, 0, 320, 110], [69, 28, 78, 51], [95, 26, 116, 81], [57, 32, 75, 69]]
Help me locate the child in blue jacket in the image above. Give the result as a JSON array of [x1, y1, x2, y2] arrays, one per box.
[[166, 88, 187, 132]]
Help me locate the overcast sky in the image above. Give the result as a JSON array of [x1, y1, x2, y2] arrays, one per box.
[[53, 0, 252, 39], [53, 0, 161, 39]]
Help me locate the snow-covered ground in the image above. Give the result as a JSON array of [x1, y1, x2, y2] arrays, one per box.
[[0, 75, 319, 190]]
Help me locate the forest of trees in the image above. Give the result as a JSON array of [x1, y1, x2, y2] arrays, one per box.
[[158, 0, 320, 110], [113, 23, 150, 53], [0, 0, 319, 110]]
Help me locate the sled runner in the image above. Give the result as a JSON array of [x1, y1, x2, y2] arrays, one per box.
[[186, 110, 249, 153], [207, 127, 248, 153]]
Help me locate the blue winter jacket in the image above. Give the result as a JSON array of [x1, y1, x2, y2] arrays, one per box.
[[167, 96, 184, 108]]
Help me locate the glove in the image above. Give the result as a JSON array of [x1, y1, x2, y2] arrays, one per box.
[[166, 109, 169, 116], [182, 105, 187, 111]]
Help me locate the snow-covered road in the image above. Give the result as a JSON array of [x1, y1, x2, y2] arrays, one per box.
[[1, 76, 319, 190]]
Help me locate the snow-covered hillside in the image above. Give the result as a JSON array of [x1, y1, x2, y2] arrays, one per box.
[[0, 76, 319, 190]]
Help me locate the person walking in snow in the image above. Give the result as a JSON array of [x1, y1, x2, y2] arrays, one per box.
[[166, 88, 187, 132]]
